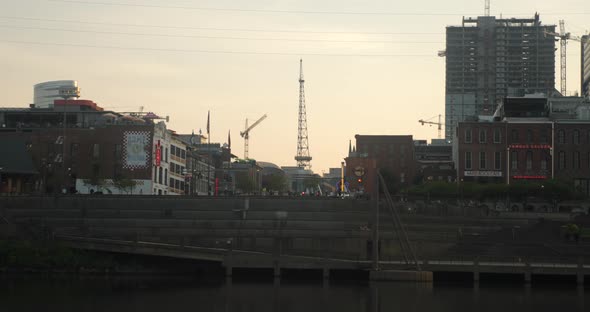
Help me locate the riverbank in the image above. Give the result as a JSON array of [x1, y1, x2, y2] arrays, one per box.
[[0, 239, 222, 275]]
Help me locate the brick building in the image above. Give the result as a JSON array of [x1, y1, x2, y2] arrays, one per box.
[[346, 135, 416, 195], [455, 96, 590, 194]]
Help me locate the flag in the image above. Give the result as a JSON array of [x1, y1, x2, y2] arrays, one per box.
[[228, 130, 231, 149], [206, 110, 210, 134]]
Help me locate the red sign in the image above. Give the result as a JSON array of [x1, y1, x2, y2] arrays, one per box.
[[155, 140, 161, 166], [509, 144, 551, 149], [512, 175, 547, 180]]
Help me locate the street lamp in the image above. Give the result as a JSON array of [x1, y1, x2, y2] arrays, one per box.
[[0, 166, 4, 194]]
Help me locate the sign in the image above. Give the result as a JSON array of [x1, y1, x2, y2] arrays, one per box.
[[509, 144, 551, 149], [464, 170, 503, 177], [513, 175, 547, 180], [123, 131, 149, 169], [354, 166, 366, 177], [58, 87, 80, 98], [155, 141, 161, 166]]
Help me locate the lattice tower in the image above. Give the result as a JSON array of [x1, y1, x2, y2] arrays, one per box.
[[295, 59, 312, 169]]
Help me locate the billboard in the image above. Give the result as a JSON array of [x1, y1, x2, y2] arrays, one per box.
[[123, 131, 150, 169]]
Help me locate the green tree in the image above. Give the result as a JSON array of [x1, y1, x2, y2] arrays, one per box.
[[235, 172, 255, 194], [263, 174, 287, 193], [113, 176, 138, 194]]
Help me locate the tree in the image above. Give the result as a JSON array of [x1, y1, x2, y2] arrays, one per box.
[[262, 173, 287, 193], [113, 176, 138, 194], [235, 172, 255, 194]]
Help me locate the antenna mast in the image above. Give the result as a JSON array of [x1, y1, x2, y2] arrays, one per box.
[[295, 59, 312, 169]]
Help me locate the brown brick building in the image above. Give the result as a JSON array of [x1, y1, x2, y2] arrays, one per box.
[[345, 135, 417, 195], [455, 96, 590, 194]]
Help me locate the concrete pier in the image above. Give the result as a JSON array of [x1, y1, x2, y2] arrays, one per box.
[[370, 270, 433, 282]]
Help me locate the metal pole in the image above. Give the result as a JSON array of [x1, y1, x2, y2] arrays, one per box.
[[208, 133, 211, 196], [62, 96, 68, 194], [372, 165, 379, 270], [506, 147, 510, 185]]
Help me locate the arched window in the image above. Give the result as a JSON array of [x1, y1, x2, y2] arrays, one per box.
[[558, 130, 565, 144], [573, 130, 580, 144]]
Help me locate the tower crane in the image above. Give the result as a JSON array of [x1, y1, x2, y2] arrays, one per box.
[[419, 114, 444, 139], [544, 20, 584, 95], [240, 114, 267, 159]]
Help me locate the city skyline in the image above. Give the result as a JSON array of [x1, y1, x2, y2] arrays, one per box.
[[1, 0, 588, 173]]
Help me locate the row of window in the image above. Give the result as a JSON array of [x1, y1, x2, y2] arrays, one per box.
[[465, 128, 590, 145], [464, 128, 503, 144], [170, 144, 186, 159], [170, 162, 185, 175], [465, 150, 590, 171], [557, 151, 590, 170]]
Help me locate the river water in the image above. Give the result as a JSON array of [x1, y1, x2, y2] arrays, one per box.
[[0, 276, 587, 312]]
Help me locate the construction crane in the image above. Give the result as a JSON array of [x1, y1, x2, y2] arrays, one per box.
[[544, 20, 584, 95], [419, 114, 444, 139], [240, 114, 267, 159]]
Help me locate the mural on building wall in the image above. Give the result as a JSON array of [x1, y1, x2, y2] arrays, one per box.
[[123, 131, 150, 169]]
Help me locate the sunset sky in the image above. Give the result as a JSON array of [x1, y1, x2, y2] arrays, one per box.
[[1, 0, 588, 174]]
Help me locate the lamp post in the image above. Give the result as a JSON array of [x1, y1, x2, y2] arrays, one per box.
[[58, 86, 80, 194], [0, 166, 4, 194]]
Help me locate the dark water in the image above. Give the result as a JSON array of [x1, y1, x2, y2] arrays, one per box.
[[0, 276, 587, 312]]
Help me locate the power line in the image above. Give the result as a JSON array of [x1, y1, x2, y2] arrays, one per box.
[[48, 0, 590, 16], [48, 0, 477, 16], [0, 16, 444, 35], [0, 25, 445, 44], [0, 39, 436, 57]]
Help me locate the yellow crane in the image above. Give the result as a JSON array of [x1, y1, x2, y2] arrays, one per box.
[[419, 114, 444, 139], [240, 114, 267, 159]]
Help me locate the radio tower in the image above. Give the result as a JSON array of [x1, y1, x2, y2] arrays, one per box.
[[295, 59, 312, 169]]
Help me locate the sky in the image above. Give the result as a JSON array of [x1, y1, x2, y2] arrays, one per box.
[[1, 0, 589, 174]]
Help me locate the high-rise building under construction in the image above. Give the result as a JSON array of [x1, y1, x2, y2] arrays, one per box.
[[445, 14, 556, 140], [582, 35, 590, 99]]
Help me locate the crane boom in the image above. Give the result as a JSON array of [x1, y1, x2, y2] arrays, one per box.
[[418, 114, 444, 139], [544, 20, 584, 95], [240, 114, 267, 159]]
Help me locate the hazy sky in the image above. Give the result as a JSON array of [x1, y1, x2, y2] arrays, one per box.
[[1, 0, 588, 174]]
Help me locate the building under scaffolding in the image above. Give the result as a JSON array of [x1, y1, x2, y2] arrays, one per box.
[[445, 14, 556, 140]]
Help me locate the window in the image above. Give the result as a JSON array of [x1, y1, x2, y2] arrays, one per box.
[[165, 147, 168, 162], [526, 130, 533, 143], [494, 151, 501, 170], [169, 178, 174, 188], [181, 149, 186, 159], [511, 129, 519, 142], [493, 128, 501, 143], [511, 151, 518, 170], [400, 173, 405, 183], [558, 151, 566, 169], [165, 169, 168, 185], [573, 130, 580, 144], [540, 129, 548, 143], [92, 143, 100, 159], [70, 143, 79, 157], [479, 129, 487, 143], [114, 144, 122, 162], [465, 129, 472, 143], [574, 151, 581, 169], [479, 152, 486, 169], [558, 130, 565, 144], [541, 156, 547, 171], [465, 152, 472, 170], [526, 150, 533, 170], [158, 167, 163, 184]]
